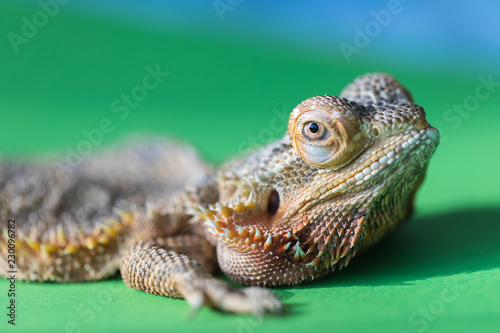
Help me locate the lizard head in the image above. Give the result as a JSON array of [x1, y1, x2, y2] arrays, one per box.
[[197, 74, 439, 286]]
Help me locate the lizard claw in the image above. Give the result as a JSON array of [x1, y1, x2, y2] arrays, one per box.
[[239, 287, 284, 316], [183, 280, 283, 316]]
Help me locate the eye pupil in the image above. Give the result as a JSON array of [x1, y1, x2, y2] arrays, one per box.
[[308, 122, 319, 133], [302, 121, 329, 141]]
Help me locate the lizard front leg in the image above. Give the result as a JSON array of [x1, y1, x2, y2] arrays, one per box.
[[120, 239, 282, 315], [119, 177, 283, 315]]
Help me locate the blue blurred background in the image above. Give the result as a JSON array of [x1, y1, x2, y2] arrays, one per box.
[[70, 0, 499, 73]]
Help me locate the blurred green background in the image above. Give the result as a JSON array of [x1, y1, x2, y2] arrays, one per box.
[[0, 1, 499, 332]]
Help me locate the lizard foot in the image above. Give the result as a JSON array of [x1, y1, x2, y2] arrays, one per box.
[[184, 279, 283, 316], [121, 241, 282, 316]]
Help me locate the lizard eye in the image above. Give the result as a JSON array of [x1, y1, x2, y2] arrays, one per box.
[[302, 122, 330, 141], [288, 95, 368, 169]]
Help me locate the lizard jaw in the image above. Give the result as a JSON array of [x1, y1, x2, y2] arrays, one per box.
[[195, 193, 366, 286]]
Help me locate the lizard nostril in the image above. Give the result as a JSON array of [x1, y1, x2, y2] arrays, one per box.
[[267, 190, 280, 215]]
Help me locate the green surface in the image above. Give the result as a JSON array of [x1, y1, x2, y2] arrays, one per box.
[[1, 2, 499, 333]]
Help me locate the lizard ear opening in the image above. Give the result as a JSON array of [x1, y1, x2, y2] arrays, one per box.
[[288, 95, 369, 169], [267, 190, 280, 216]]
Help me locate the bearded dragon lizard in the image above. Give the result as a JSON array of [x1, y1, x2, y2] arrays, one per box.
[[0, 73, 439, 315]]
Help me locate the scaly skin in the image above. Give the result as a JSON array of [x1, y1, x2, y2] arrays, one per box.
[[0, 73, 439, 315]]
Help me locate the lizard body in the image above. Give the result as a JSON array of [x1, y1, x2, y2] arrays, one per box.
[[0, 73, 439, 314]]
